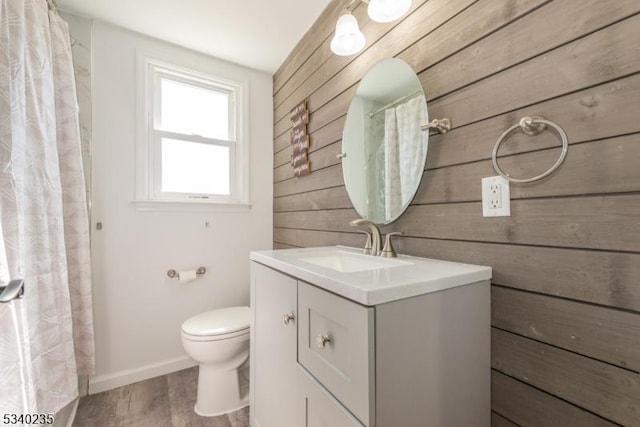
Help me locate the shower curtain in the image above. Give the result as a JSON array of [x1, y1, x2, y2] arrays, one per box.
[[0, 0, 94, 415], [384, 95, 427, 219], [384, 108, 402, 219]]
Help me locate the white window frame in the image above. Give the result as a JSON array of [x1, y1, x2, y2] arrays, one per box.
[[135, 55, 250, 211]]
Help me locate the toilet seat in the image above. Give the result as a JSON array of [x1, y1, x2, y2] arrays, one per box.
[[182, 306, 250, 341], [182, 328, 249, 342]]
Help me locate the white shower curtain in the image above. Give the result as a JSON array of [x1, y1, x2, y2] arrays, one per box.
[[384, 108, 402, 219], [0, 0, 94, 415], [384, 95, 427, 219]]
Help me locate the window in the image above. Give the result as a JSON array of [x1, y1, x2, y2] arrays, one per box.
[[136, 57, 249, 209]]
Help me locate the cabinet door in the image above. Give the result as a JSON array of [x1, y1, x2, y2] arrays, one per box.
[[250, 263, 303, 427], [300, 367, 365, 427]]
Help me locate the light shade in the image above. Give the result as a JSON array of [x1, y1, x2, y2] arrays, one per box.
[[330, 13, 366, 56], [367, 0, 412, 23]]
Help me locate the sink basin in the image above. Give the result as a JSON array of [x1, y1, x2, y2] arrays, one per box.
[[298, 251, 410, 273]]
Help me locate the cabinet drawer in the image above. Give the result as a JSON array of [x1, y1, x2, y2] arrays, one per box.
[[300, 366, 365, 427], [298, 281, 374, 426]]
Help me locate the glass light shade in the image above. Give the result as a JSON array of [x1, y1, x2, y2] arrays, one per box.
[[367, 0, 412, 23], [330, 13, 366, 56]]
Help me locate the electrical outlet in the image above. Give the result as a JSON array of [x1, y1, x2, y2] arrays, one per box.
[[482, 176, 510, 217], [488, 183, 502, 209]]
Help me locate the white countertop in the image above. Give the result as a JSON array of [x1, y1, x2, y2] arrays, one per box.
[[250, 246, 492, 306]]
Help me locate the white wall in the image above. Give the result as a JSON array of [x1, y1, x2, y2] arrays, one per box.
[[90, 21, 273, 392]]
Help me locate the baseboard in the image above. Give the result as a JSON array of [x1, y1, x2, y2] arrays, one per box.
[[88, 355, 196, 394]]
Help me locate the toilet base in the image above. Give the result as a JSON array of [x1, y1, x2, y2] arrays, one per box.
[[195, 401, 249, 417], [194, 364, 249, 417]]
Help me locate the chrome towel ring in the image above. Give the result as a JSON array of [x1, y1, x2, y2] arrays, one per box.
[[492, 116, 568, 183]]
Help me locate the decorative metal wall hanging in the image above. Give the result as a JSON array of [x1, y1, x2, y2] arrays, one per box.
[[291, 101, 311, 177]]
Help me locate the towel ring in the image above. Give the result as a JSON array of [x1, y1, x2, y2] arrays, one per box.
[[492, 116, 568, 183]]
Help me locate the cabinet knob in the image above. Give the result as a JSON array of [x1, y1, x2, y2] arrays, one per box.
[[283, 313, 295, 325], [316, 334, 331, 349]]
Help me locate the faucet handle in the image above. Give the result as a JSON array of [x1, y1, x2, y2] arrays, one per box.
[[356, 230, 373, 255], [381, 232, 404, 258]]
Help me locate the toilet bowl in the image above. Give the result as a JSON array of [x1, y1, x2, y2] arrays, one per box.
[[181, 306, 250, 416]]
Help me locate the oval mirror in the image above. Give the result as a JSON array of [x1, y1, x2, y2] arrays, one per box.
[[342, 58, 428, 224]]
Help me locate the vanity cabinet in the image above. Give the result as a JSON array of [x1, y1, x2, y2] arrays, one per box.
[[250, 253, 491, 427], [251, 262, 363, 427]]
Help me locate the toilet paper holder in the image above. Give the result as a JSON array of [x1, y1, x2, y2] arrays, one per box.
[[167, 267, 206, 279]]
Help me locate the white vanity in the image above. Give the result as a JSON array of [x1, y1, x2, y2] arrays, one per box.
[[249, 246, 492, 427]]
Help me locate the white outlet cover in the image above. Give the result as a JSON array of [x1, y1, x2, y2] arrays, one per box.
[[482, 176, 511, 217]]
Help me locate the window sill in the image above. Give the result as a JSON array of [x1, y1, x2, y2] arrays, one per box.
[[132, 199, 252, 213]]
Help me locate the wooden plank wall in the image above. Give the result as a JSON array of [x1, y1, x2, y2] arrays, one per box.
[[272, 0, 640, 425]]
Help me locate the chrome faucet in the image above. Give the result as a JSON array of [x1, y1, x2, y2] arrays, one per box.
[[350, 219, 382, 256], [380, 232, 403, 258]]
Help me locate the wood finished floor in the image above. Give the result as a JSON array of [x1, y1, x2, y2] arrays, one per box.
[[73, 367, 249, 427]]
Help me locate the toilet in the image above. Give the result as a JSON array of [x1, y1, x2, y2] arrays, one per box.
[[181, 306, 250, 416]]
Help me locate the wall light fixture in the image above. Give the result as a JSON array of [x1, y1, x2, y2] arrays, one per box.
[[330, 0, 413, 56], [331, 12, 366, 56]]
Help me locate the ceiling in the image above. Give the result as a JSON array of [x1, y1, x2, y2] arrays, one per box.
[[57, 0, 332, 73]]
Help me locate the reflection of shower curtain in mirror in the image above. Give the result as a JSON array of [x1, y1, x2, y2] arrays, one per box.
[[384, 109, 401, 219], [384, 95, 427, 219]]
